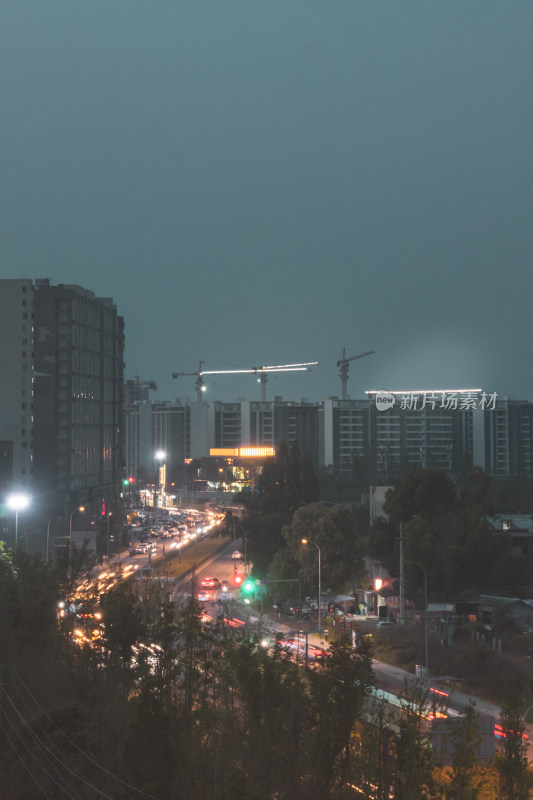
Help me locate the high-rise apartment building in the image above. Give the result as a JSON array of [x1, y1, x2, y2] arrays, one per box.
[[124, 392, 533, 489], [0, 279, 35, 495], [0, 279, 125, 528]]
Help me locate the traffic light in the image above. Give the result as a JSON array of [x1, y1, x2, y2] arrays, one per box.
[[123, 479, 129, 487], [233, 573, 244, 587], [242, 578, 255, 596], [128, 476, 134, 483]]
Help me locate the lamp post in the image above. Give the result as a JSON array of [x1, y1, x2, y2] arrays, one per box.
[[46, 516, 63, 564], [301, 538, 322, 643], [406, 560, 429, 680], [154, 450, 166, 512], [69, 506, 85, 541], [107, 512, 113, 557], [233, 522, 248, 575], [7, 493, 31, 546]]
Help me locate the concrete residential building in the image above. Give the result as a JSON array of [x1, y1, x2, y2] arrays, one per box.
[[0, 279, 35, 497], [0, 278, 125, 535], [124, 391, 533, 489], [124, 397, 323, 482]]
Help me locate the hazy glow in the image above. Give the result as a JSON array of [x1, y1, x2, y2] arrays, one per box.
[[201, 361, 318, 376], [366, 389, 483, 395], [7, 493, 31, 512]]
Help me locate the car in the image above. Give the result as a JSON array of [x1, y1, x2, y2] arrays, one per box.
[[200, 576, 220, 589], [197, 590, 212, 603], [231, 551, 244, 560], [376, 620, 395, 629]]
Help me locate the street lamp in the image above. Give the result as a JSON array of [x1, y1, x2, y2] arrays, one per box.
[[46, 516, 63, 563], [233, 522, 248, 575], [107, 512, 113, 557], [406, 560, 429, 680], [154, 450, 166, 511], [7, 493, 31, 545], [301, 538, 322, 643], [69, 506, 85, 540]]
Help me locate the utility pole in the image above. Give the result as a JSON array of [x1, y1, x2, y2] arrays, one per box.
[[399, 522, 406, 625]]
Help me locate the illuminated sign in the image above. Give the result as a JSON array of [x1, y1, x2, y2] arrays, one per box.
[[239, 447, 275, 457], [366, 389, 498, 412], [210, 447, 275, 458]]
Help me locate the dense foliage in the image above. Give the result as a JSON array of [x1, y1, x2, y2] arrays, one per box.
[[368, 467, 533, 597], [0, 522, 532, 798]]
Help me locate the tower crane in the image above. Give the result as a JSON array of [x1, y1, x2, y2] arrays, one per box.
[[125, 376, 158, 404], [133, 376, 157, 391], [172, 361, 205, 402], [337, 349, 374, 400], [202, 361, 319, 402], [172, 361, 318, 402]]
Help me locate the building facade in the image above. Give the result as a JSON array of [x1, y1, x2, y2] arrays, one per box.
[[124, 397, 323, 478], [124, 390, 533, 488], [0, 279, 125, 532]]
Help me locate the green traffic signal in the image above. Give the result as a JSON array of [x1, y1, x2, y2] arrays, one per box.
[[242, 579, 255, 595]]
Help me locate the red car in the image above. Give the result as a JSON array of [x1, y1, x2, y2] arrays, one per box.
[[200, 576, 220, 589]]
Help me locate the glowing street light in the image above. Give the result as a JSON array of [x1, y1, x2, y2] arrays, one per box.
[[69, 506, 85, 540], [7, 493, 31, 545], [107, 512, 113, 557], [301, 538, 322, 643], [154, 450, 166, 509]]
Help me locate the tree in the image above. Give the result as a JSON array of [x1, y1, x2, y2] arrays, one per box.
[[283, 502, 366, 593], [249, 440, 319, 515], [446, 701, 483, 800], [391, 684, 435, 799], [301, 636, 374, 797], [368, 467, 521, 596], [496, 692, 531, 800], [383, 468, 458, 528]]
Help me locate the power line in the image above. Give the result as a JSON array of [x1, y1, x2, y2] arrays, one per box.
[[1, 685, 92, 799], [0, 711, 79, 799], [10, 667, 163, 800], [0, 716, 55, 799]]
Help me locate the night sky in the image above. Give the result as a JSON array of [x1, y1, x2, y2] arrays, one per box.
[[1, 1, 532, 404]]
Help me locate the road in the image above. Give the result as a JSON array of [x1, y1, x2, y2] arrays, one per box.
[[90, 519, 533, 757]]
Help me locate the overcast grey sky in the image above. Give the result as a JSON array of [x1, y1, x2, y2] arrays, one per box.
[[1, 1, 532, 403]]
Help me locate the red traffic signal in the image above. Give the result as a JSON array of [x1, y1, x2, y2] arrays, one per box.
[[233, 573, 244, 587]]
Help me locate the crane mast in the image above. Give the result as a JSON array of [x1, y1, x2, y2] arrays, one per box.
[[336, 349, 374, 400]]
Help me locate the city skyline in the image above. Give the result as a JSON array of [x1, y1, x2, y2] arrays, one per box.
[[1, 2, 532, 403]]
